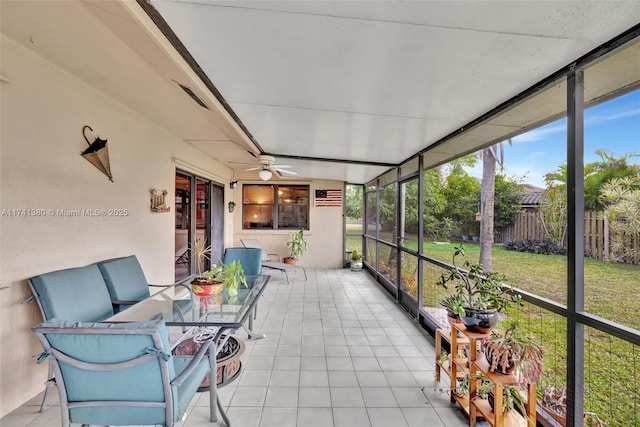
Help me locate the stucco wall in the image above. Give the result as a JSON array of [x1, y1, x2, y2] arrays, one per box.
[[0, 35, 233, 417], [231, 180, 345, 268], [0, 34, 346, 417]]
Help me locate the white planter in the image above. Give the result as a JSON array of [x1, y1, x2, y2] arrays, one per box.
[[351, 261, 363, 271]]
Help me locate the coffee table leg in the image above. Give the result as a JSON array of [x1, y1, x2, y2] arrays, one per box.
[[245, 306, 266, 339]]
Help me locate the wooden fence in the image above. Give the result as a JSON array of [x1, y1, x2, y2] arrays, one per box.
[[497, 211, 640, 265]]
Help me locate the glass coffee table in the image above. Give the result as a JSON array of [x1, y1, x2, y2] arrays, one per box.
[[108, 274, 270, 426]]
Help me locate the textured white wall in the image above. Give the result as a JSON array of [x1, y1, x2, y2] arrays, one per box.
[[0, 35, 233, 416], [232, 180, 345, 268]]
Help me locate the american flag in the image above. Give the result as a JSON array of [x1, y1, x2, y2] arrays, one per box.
[[314, 189, 342, 207]]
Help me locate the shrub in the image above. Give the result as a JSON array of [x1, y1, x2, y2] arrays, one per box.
[[504, 239, 566, 255]]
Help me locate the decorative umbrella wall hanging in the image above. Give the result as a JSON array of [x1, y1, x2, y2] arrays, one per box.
[[81, 125, 113, 182]]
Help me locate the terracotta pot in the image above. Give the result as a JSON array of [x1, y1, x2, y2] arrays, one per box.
[[283, 257, 297, 265], [537, 399, 588, 427], [191, 279, 223, 296]]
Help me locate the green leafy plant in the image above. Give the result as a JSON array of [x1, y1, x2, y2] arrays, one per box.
[[481, 322, 544, 384], [286, 229, 309, 261], [457, 373, 533, 426], [439, 294, 465, 318], [436, 245, 521, 315], [538, 381, 605, 427], [436, 217, 454, 241], [350, 250, 362, 261], [499, 386, 533, 425], [202, 260, 247, 296], [600, 173, 640, 262]]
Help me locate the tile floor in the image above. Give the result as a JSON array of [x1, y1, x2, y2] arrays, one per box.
[[2, 268, 471, 427]]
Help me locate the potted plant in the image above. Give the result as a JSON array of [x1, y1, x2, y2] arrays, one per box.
[[436, 245, 522, 333], [538, 382, 603, 427], [192, 260, 247, 297], [439, 294, 465, 328], [190, 238, 213, 286], [284, 228, 308, 264], [490, 385, 533, 425], [350, 250, 363, 271], [480, 322, 544, 384], [457, 373, 531, 424]]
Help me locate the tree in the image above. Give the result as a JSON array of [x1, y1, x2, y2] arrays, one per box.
[[599, 172, 640, 262], [441, 165, 481, 236], [422, 169, 448, 237], [585, 150, 639, 211], [480, 147, 497, 272], [345, 185, 363, 219], [540, 151, 638, 245], [494, 174, 525, 230]]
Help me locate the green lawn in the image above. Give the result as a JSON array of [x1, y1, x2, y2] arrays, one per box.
[[350, 234, 640, 425], [391, 238, 639, 331]]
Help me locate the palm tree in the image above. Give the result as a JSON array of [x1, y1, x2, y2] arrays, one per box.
[[479, 141, 510, 272]]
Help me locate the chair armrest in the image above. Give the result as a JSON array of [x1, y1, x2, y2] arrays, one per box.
[[111, 299, 140, 306], [171, 340, 213, 386], [267, 253, 282, 262]]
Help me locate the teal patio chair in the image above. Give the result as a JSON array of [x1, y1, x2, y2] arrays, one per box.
[[29, 264, 115, 323], [222, 247, 265, 339], [28, 264, 116, 412], [222, 247, 263, 276], [32, 319, 216, 427], [97, 255, 191, 313], [240, 239, 307, 284]]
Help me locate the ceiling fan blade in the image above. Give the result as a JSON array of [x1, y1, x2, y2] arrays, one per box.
[[274, 168, 298, 175], [245, 166, 260, 171], [271, 164, 292, 169], [229, 160, 257, 166]]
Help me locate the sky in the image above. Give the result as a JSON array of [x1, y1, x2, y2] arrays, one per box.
[[466, 88, 640, 188]]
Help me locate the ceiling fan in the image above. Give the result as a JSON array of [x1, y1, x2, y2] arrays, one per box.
[[244, 155, 298, 181]]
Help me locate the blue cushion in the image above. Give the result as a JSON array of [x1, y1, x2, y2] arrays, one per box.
[[97, 255, 150, 302], [38, 319, 192, 425], [223, 248, 263, 276], [30, 265, 114, 322], [173, 356, 210, 419]]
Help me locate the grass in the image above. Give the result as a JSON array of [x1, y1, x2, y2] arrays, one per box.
[[349, 234, 640, 425]]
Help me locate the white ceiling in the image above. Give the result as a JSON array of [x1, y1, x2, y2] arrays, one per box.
[[1, 1, 638, 184], [147, 0, 640, 183]]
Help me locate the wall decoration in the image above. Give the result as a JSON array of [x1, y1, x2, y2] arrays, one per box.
[[150, 188, 170, 212], [80, 125, 113, 182], [314, 189, 342, 207]]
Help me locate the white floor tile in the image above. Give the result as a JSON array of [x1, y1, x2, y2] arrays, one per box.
[[8, 269, 470, 427]]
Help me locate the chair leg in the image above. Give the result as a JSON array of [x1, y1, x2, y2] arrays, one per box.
[[209, 351, 218, 423], [39, 366, 55, 413], [217, 395, 231, 427]]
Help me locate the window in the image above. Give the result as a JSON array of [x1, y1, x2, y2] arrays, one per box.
[[243, 185, 309, 230]]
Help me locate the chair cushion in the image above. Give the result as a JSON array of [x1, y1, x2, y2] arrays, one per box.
[[173, 356, 210, 419], [223, 248, 263, 276], [38, 319, 183, 425], [97, 255, 150, 302], [30, 264, 114, 322]]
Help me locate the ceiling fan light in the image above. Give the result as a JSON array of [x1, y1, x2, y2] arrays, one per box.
[[258, 169, 273, 181]]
